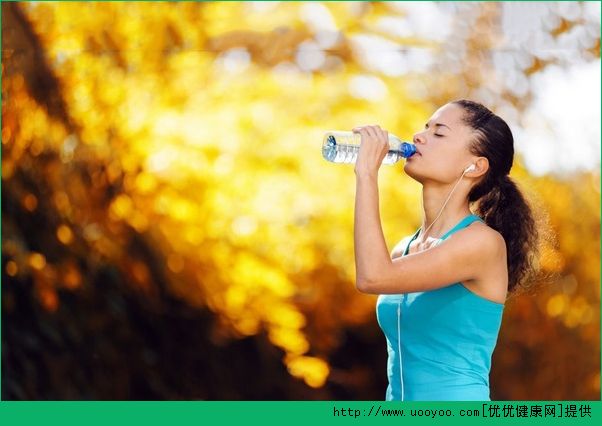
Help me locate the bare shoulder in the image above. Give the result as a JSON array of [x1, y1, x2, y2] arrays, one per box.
[[447, 221, 508, 303], [450, 221, 506, 257]]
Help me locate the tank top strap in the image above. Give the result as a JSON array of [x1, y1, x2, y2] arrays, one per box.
[[439, 214, 484, 241], [403, 214, 484, 256], [403, 228, 422, 256]]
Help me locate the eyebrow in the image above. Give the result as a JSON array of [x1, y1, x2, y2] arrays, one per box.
[[425, 122, 452, 130]]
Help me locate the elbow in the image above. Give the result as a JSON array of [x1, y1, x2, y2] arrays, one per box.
[[356, 264, 391, 294], [355, 276, 377, 294]]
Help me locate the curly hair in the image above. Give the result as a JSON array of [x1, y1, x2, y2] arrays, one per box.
[[452, 99, 550, 294]]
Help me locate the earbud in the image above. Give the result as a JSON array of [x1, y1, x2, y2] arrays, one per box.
[[464, 164, 476, 173]]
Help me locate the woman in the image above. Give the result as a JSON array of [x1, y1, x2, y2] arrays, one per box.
[[352, 99, 539, 401]]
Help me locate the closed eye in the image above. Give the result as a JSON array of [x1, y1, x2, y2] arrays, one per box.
[[425, 121, 452, 134], [434, 134, 444, 137]]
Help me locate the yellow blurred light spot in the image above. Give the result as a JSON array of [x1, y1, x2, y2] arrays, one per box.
[[566, 295, 594, 326], [286, 355, 330, 388], [2, 160, 15, 179], [167, 254, 185, 273], [225, 287, 247, 311], [564, 310, 580, 328], [23, 193, 38, 212], [30, 139, 44, 156], [580, 305, 593, 324], [184, 227, 203, 245], [170, 198, 196, 222], [38, 288, 59, 312], [147, 147, 177, 173], [121, 155, 139, 174], [231, 215, 257, 237], [54, 191, 71, 211], [56, 225, 74, 244], [213, 154, 234, 175], [129, 212, 149, 232], [110, 194, 134, 219], [5, 261, 18, 277], [234, 317, 260, 336], [50, 121, 67, 143], [63, 264, 82, 290], [268, 327, 309, 355], [106, 162, 122, 184], [2, 126, 12, 145], [250, 102, 275, 128], [28, 253, 47, 271], [266, 305, 307, 329], [135, 172, 157, 193], [153, 193, 171, 215], [103, 84, 122, 105], [232, 253, 295, 298], [546, 294, 566, 317]]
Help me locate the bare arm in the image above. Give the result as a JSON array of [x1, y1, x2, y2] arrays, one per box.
[[351, 124, 504, 295], [354, 189, 504, 295], [353, 173, 393, 289]]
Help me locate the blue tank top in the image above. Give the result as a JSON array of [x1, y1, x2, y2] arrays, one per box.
[[376, 214, 504, 401]]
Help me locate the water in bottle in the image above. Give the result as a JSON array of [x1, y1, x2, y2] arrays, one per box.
[[322, 131, 417, 165]]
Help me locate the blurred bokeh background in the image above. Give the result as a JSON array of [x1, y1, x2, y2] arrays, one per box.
[[1, 1, 600, 400]]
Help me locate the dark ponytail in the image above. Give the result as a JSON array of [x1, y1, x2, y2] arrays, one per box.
[[453, 99, 543, 294]]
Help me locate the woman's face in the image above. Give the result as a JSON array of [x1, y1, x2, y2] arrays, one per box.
[[404, 103, 477, 184]]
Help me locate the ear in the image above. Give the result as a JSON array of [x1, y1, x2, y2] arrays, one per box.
[[467, 157, 489, 178]]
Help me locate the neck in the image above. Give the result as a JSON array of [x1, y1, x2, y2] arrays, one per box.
[[420, 181, 472, 240]]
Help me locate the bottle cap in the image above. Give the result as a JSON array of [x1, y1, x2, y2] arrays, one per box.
[[400, 142, 417, 158]]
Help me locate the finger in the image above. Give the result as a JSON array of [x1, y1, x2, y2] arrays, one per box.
[[372, 126, 384, 140], [382, 129, 389, 141], [371, 124, 385, 140], [372, 125, 383, 138], [371, 126, 386, 145], [359, 128, 371, 136], [355, 128, 369, 142], [364, 126, 378, 140]]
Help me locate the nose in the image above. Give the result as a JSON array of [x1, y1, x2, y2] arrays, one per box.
[[413, 131, 426, 145]]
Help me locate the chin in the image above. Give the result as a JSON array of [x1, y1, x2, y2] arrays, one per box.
[[403, 163, 422, 182]]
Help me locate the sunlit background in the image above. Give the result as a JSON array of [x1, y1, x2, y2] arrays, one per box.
[[1, 1, 600, 400]]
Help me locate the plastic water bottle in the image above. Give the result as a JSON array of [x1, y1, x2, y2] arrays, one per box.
[[322, 131, 417, 165]]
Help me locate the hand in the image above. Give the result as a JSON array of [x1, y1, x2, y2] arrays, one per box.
[[352, 125, 389, 176]]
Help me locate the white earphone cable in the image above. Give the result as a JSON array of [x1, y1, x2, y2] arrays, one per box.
[[397, 166, 472, 401], [418, 167, 470, 245]]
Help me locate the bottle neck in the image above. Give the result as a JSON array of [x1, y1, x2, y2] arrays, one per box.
[[388, 134, 403, 144]]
